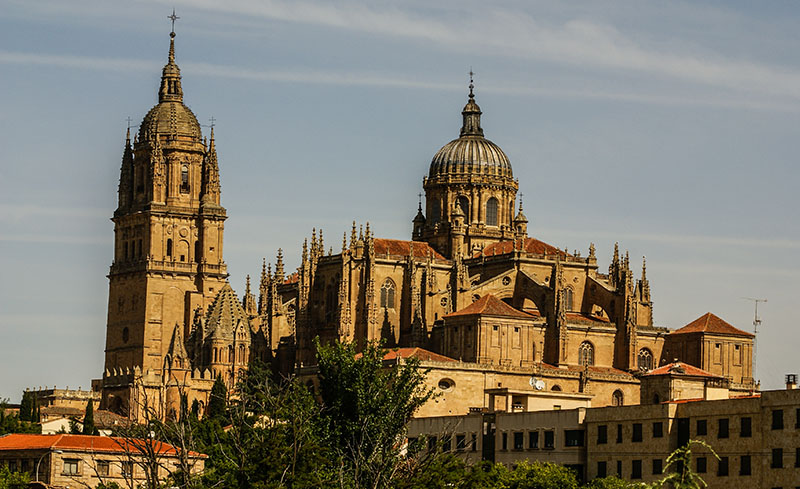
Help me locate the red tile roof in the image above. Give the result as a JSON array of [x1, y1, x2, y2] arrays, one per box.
[[373, 239, 446, 260], [0, 434, 206, 458], [644, 361, 721, 378], [382, 347, 456, 363], [283, 272, 299, 284], [444, 294, 532, 320], [475, 237, 568, 258], [671, 312, 754, 338]]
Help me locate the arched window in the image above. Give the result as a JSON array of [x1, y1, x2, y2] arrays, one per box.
[[430, 199, 441, 224], [551, 385, 562, 391], [638, 348, 654, 371], [180, 165, 190, 193], [563, 287, 574, 311], [579, 341, 594, 366], [653, 394, 660, 404], [612, 390, 624, 407], [486, 197, 498, 226], [456, 196, 470, 222], [380, 279, 396, 309], [166, 238, 173, 258], [228, 345, 234, 364]]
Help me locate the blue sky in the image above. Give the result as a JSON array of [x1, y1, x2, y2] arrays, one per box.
[[1, 0, 798, 401]]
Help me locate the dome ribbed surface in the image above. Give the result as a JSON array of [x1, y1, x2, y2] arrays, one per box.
[[138, 102, 202, 142], [429, 136, 512, 178]]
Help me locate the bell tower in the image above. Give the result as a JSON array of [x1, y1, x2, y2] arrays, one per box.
[[102, 27, 228, 414]]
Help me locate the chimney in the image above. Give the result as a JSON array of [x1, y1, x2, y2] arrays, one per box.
[[785, 374, 798, 390]]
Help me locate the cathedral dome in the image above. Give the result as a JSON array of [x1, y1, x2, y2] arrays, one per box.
[[138, 101, 202, 141], [429, 84, 512, 179], [137, 31, 202, 143]]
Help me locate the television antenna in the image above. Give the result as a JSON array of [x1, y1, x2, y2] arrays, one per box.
[[742, 297, 767, 384]]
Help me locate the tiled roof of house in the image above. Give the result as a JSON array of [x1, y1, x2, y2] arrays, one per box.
[[644, 361, 721, 378], [382, 347, 456, 363], [0, 434, 206, 457], [283, 272, 299, 285], [373, 239, 446, 260], [671, 312, 754, 338], [475, 237, 568, 258], [444, 294, 532, 320]]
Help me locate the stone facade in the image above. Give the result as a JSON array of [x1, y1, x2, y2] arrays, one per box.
[[100, 28, 756, 421], [409, 387, 800, 487]]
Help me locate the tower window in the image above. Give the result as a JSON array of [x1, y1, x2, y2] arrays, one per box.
[[166, 238, 173, 258], [486, 197, 498, 226], [638, 348, 654, 371], [195, 241, 201, 262], [180, 165, 190, 193], [123, 242, 129, 260], [457, 196, 470, 222], [579, 341, 594, 366], [563, 287, 574, 311], [380, 279, 396, 309], [430, 199, 441, 224], [612, 390, 624, 406]]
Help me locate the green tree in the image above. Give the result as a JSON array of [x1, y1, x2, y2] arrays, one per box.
[[18, 391, 35, 422], [207, 376, 227, 420], [0, 464, 29, 489], [0, 401, 39, 436], [315, 339, 435, 488], [505, 461, 579, 489], [584, 476, 632, 489], [82, 400, 98, 435], [641, 439, 719, 489]]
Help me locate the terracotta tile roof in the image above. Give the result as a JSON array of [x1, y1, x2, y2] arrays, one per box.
[[373, 239, 446, 260], [474, 237, 568, 258], [444, 294, 532, 320], [0, 433, 207, 458], [644, 361, 721, 378], [283, 272, 299, 284], [671, 312, 754, 338], [0, 434, 206, 457], [382, 347, 456, 363], [539, 363, 633, 377]]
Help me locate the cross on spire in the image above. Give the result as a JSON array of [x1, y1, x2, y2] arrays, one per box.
[[209, 116, 216, 129], [468, 67, 475, 97], [168, 8, 180, 35], [417, 192, 423, 211], [519, 192, 524, 211], [125, 116, 133, 130]]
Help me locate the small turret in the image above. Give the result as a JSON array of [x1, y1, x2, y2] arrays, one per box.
[[513, 198, 528, 238], [275, 249, 285, 283], [412, 195, 426, 241]]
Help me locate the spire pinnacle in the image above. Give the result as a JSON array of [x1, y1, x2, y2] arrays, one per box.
[[469, 68, 475, 99], [460, 71, 483, 137], [159, 15, 183, 103]]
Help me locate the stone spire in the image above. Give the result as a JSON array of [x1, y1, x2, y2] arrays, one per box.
[[275, 249, 284, 283], [243, 274, 257, 315], [460, 72, 483, 137], [201, 126, 221, 206], [117, 126, 134, 212], [258, 258, 268, 314], [158, 30, 183, 103]]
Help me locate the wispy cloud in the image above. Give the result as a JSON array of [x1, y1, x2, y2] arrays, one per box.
[[160, 0, 800, 101], [2, 50, 797, 112]]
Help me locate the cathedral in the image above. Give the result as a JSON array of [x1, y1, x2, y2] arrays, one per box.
[[99, 29, 756, 420]]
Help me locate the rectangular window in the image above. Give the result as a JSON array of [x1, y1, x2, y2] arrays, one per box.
[[772, 448, 783, 469], [653, 458, 662, 475], [597, 425, 607, 444], [471, 433, 477, 452], [718, 456, 729, 476], [714, 343, 722, 364], [773, 409, 784, 430], [121, 461, 133, 477], [616, 460, 622, 477], [97, 460, 110, 476], [652, 421, 663, 438], [632, 423, 643, 442], [796, 447, 800, 468], [696, 419, 707, 436], [501, 432, 508, 451], [632, 459, 642, 479], [8, 461, 16, 473], [741, 416, 752, 437], [696, 457, 707, 474], [513, 432, 524, 450], [427, 436, 437, 452], [740, 455, 751, 476], [529, 431, 538, 449], [63, 459, 79, 476], [565, 430, 585, 447], [442, 435, 452, 452], [544, 430, 555, 449], [597, 461, 607, 478], [796, 408, 800, 429], [456, 434, 466, 451], [616, 424, 623, 443], [718, 418, 729, 439]]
